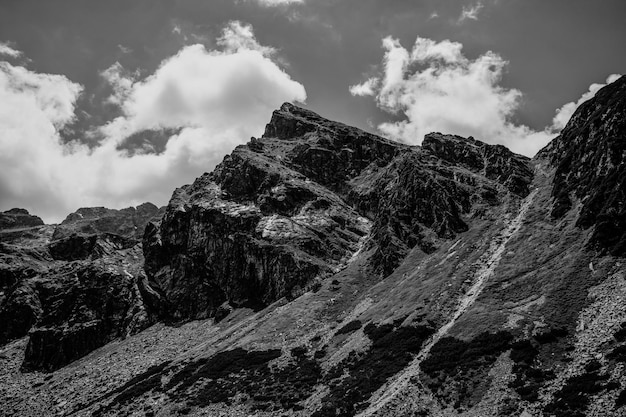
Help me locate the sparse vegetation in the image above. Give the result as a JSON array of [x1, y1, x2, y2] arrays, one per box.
[[544, 360, 615, 417], [167, 347, 321, 411], [166, 348, 282, 392], [420, 331, 513, 408], [313, 323, 433, 417], [616, 388, 626, 408], [613, 322, 626, 342], [93, 361, 171, 416], [336, 320, 362, 335], [509, 340, 547, 402], [608, 345, 626, 362], [534, 327, 568, 344]]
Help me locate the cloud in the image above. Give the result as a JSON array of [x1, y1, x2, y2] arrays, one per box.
[[551, 73, 621, 130], [0, 21, 306, 222], [104, 22, 303, 135], [245, 0, 303, 6], [458, 2, 483, 23], [0, 42, 21, 58], [217, 21, 276, 56], [117, 44, 132, 54], [350, 36, 549, 156], [349, 77, 378, 97], [100, 62, 136, 105], [351, 36, 622, 158]]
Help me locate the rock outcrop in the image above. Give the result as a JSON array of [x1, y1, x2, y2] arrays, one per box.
[[0, 208, 44, 230], [20, 246, 152, 372], [52, 202, 162, 241], [538, 75, 626, 256], [0, 204, 163, 371], [422, 132, 534, 196]]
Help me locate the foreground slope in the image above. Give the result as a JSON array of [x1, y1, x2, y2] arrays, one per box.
[[0, 76, 624, 417]]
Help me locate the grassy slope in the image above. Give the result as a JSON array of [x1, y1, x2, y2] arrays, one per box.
[[2, 162, 625, 417], [361, 160, 626, 417]]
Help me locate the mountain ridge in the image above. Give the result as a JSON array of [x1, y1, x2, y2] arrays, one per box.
[[0, 75, 624, 417], [142, 100, 534, 321]]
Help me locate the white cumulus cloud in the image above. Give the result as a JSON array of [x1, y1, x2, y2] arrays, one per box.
[[0, 21, 306, 222], [0, 42, 21, 58], [350, 36, 550, 156], [245, 0, 303, 6], [217, 21, 276, 56], [459, 2, 484, 23], [350, 35, 621, 158], [349, 77, 378, 97]]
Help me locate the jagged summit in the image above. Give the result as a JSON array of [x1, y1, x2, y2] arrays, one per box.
[[263, 103, 533, 194], [262, 102, 395, 144]]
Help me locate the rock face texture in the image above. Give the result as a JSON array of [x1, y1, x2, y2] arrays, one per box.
[[143, 103, 533, 319], [52, 202, 162, 241], [1, 77, 626, 417], [0, 204, 162, 371], [422, 133, 534, 196], [0, 209, 44, 230], [538, 75, 626, 256]]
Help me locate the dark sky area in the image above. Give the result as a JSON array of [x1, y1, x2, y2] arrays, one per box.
[[0, 0, 624, 221], [2, 0, 624, 129]]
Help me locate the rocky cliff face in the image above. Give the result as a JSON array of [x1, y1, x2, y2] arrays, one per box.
[[538, 75, 626, 256], [1, 77, 625, 417], [0, 209, 44, 230], [143, 103, 533, 320], [0, 204, 162, 371]]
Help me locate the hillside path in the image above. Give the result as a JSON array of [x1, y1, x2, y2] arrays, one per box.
[[358, 188, 539, 417]]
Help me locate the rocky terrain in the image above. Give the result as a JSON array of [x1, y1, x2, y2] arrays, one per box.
[[0, 76, 624, 417], [0, 203, 162, 372]]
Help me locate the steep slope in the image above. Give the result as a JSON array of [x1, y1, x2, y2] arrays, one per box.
[[538, 75, 626, 256], [361, 76, 626, 417]]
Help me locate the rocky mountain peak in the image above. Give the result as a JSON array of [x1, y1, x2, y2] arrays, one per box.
[[142, 103, 535, 322], [262, 101, 337, 140]]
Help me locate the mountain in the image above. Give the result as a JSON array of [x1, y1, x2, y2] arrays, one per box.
[[142, 103, 531, 322], [0, 76, 624, 417]]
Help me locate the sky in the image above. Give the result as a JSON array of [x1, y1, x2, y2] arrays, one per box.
[[0, 0, 624, 223]]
